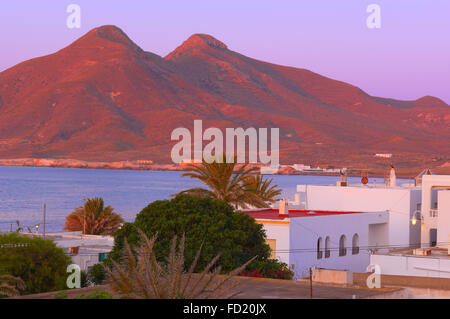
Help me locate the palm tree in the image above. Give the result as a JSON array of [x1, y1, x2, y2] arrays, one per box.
[[242, 174, 282, 205], [175, 155, 281, 209], [0, 275, 25, 297], [64, 197, 124, 235], [105, 229, 255, 299]]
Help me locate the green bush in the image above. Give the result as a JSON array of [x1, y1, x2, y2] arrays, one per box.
[[87, 263, 106, 286], [108, 195, 271, 272], [241, 259, 294, 280], [54, 290, 112, 299], [54, 291, 68, 299], [75, 290, 112, 299], [0, 233, 71, 294]]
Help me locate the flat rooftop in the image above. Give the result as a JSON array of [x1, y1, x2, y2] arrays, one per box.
[[242, 208, 367, 220], [380, 247, 450, 260], [20, 231, 114, 252], [298, 183, 419, 190], [11, 276, 401, 299]]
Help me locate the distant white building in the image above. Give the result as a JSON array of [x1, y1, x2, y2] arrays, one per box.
[[292, 164, 311, 171], [260, 166, 279, 175], [375, 153, 393, 158], [22, 231, 114, 271]]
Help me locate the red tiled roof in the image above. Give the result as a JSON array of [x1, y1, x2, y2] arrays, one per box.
[[241, 208, 366, 220]]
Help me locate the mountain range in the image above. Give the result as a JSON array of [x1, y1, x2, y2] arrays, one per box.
[[0, 25, 448, 174]]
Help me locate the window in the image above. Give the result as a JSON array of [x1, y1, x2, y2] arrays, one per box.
[[339, 235, 347, 256], [325, 236, 331, 258], [317, 237, 323, 259], [266, 239, 277, 259], [430, 229, 437, 247], [352, 234, 359, 255]]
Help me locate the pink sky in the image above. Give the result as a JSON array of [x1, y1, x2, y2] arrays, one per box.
[[0, 0, 448, 103]]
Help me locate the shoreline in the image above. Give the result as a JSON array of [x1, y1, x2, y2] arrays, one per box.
[[0, 158, 418, 179]]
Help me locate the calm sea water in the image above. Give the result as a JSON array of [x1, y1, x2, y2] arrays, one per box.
[[0, 166, 410, 232]]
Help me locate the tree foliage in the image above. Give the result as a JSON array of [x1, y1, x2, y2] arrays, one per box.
[[108, 195, 270, 272], [87, 263, 107, 286], [242, 174, 282, 204], [64, 197, 124, 235], [0, 233, 71, 294], [175, 156, 281, 208]]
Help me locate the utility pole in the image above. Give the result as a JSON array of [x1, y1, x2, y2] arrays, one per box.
[[43, 204, 46, 238], [309, 267, 313, 299]]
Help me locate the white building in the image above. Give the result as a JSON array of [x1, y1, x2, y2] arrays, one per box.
[[243, 206, 389, 279], [419, 175, 450, 248], [375, 153, 393, 158], [296, 181, 422, 249], [22, 231, 114, 271], [370, 175, 450, 278], [260, 166, 279, 175], [245, 167, 428, 278]]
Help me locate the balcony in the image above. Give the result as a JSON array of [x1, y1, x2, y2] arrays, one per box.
[[430, 209, 438, 218]]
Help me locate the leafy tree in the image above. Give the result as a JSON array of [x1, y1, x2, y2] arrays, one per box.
[[0, 233, 71, 294], [175, 156, 280, 208], [64, 197, 124, 235], [108, 195, 270, 272]]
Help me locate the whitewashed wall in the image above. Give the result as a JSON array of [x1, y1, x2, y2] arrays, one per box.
[[371, 254, 450, 278], [421, 175, 450, 247], [288, 212, 388, 279], [437, 191, 450, 248], [303, 185, 420, 248], [262, 223, 290, 265]]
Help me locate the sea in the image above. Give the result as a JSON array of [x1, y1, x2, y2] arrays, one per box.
[[0, 166, 411, 233]]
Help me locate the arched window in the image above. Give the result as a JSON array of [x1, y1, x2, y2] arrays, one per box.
[[352, 234, 360, 255], [325, 236, 331, 258], [339, 235, 347, 256], [317, 237, 323, 259]]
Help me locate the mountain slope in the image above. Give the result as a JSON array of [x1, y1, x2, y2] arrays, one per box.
[[0, 25, 448, 171]]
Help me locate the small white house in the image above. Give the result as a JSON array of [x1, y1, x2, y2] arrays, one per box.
[[242, 207, 389, 279]]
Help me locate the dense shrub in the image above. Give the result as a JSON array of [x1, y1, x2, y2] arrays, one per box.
[[241, 259, 294, 280], [108, 195, 271, 272], [0, 233, 71, 294], [75, 290, 112, 299], [87, 263, 107, 286], [54, 290, 112, 299]]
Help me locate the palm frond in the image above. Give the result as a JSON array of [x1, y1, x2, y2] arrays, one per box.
[[105, 228, 253, 299]]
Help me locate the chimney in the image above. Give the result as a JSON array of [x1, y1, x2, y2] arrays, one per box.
[[279, 198, 288, 217], [388, 165, 397, 187]]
